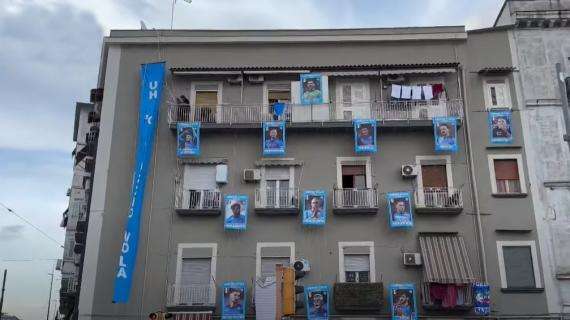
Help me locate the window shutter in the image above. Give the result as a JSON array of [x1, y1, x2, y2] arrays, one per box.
[[261, 257, 290, 277], [421, 165, 448, 188], [503, 246, 536, 288], [291, 81, 301, 104], [184, 165, 217, 190], [494, 160, 519, 180], [181, 258, 211, 285], [342, 165, 366, 176], [344, 254, 370, 272], [195, 91, 218, 106]]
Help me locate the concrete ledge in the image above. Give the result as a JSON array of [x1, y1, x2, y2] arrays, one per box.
[[500, 288, 544, 293], [492, 193, 528, 198]]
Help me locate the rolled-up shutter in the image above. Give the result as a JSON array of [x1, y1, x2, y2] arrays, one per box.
[[181, 258, 211, 285], [344, 254, 370, 272]]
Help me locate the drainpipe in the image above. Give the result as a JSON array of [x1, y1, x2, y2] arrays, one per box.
[[459, 65, 488, 282]]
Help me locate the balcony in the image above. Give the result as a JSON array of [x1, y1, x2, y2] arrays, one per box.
[[414, 187, 463, 214], [167, 99, 463, 128], [167, 284, 216, 311], [420, 283, 473, 311], [333, 188, 379, 215], [174, 187, 222, 216], [254, 187, 299, 215], [333, 282, 383, 312]]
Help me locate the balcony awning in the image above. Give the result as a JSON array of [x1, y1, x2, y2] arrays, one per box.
[[173, 312, 212, 320], [255, 159, 304, 167], [476, 66, 516, 75], [378, 67, 456, 75], [179, 158, 227, 165], [419, 233, 475, 284], [322, 70, 379, 77]]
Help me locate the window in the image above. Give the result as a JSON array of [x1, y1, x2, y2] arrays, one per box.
[[256, 242, 295, 278], [191, 82, 221, 122], [487, 154, 527, 195], [180, 165, 220, 210], [181, 258, 212, 286], [338, 241, 375, 283], [484, 79, 511, 109], [497, 241, 541, 289], [259, 166, 295, 209], [175, 243, 217, 305], [336, 157, 372, 189], [415, 156, 456, 208]]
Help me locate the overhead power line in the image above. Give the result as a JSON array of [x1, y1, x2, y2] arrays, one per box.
[[0, 202, 64, 248]]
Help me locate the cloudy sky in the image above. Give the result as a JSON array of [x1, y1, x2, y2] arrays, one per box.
[[0, 0, 504, 318]]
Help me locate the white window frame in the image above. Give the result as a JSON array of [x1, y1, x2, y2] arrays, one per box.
[[483, 78, 512, 110], [487, 154, 527, 194], [497, 241, 542, 289], [338, 241, 376, 283], [263, 81, 292, 106], [175, 243, 218, 288], [190, 81, 223, 106], [415, 155, 453, 205], [256, 242, 295, 278], [336, 157, 372, 189]]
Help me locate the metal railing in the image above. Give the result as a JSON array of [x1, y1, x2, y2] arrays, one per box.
[[415, 187, 463, 209], [255, 187, 299, 209], [167, 283, 216, 306], [61, 278, 77, 294], [167, 99, 463, 125], [495, 179, 522, 194], [174, 183, 222, 211], [421, 282, 473, 309], [333, 188, 379, 209]]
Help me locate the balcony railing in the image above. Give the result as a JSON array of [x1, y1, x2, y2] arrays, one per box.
[[167, 283, 216, 307], [333, 188, 379, 212], [415, 187, 463, 213], [174, 185, 222, 215], [495, 179, 522, 194], [168, 99, 463, 126], [254, 187, 299, 214]]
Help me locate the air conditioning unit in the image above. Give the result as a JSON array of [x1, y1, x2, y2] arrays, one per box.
[[243, 169, 261, 182], [401, 164, 419, 178], [248, 75, 264, 83], [293, 258, 311, 272], [227, 75, 243, 85], [403, 253, 422, 266]]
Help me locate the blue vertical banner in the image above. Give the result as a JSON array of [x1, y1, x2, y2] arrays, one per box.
[[354, 119, 377, 153], [488, 110, 513, 144], [302, 190, 327, 227], [433, 116, 458, 153], [473, 282, 491, 316], [112, 62, 165, 303], [305, 285, 329, 320], [263, 121, 286, 155], [389, 283, 418, 320], [386, 192, 413, 229], [177, 122, 200, 157], [222, 281, 246, 319]]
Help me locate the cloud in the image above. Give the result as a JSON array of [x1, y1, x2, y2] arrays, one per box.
[[0, 225, 25, 241]]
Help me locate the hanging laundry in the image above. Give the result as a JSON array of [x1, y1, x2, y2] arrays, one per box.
[[401, 85, 412, 99], [391, 84, 402, 99], [442, 285, 458, 308], [411, 86, 422, 100], [432, 83, 444, 99], [422, 85, 433, 100]]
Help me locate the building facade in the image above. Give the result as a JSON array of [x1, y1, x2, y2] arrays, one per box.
[[78, 26, 551, 319]]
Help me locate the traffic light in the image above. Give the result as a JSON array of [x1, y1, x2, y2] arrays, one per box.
[[148, 311, 172, 320], [279, 266, 306, 317]]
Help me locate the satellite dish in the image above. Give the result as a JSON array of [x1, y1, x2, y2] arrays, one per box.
[[140, 20, 148, 30]]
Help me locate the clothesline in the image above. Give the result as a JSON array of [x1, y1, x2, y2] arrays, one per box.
[[391, 84, 444, 101]]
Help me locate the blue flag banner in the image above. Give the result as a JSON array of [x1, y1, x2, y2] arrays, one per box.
[[433, 116, 458, 153], [302, 190, 327, 227], [389, 283, 418, 320], [113, 62, 165, 303], [305, 285, 329, 320], [387, 192, 413, 229], [222, 281, 246, 320], [224, 195, 248, 231], [473, 282, 491, 316], [263, 121, 286, 155], [488, 110, 513, 144], [354, 119, 377, 153], [300, 73, 323, 105], [177, 122, 200, 157]]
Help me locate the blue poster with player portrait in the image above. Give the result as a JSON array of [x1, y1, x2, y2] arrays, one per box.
[[302, 190, 326, 227], [305, 285, 329, 320], [473, 282, 491, 316], [389, 283, 418, 320], [263, 121, 286, 155], [224, 195, 248, 231], [222, 281, 246, 320], [488, 110, 513, 144], [177, 122, 200, 157], [387, 192, 413, 229], [300, 73, 323, 105], [433, 117, 458, 153], [354, 119, 377, 153]]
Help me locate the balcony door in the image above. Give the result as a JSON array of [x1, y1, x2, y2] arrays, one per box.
[[183, 165, 218, 209], [336, 80, 370, 120], [191, 82, 221, 123], [262, 167, 292, 208], [339, 164, 370, 207], [179, 258, 212, 304], [421, 165, 448, 207], [341, 165, 367, 189]]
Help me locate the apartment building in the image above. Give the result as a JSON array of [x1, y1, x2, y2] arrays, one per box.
[[78, 26, 549, 319]]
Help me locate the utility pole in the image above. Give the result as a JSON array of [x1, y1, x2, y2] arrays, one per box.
[[46, 270, 54, 320], [0, 269, 7, 317]]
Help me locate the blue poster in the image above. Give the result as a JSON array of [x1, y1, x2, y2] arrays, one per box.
[[302, 190, 326, 227], [473, 282, 491, 316], [389, 283, 418, 320], [113, 62, 165, 303], [222, 281, 246, 320], [489, 110, 513, 144], [177, 122, 200, 157], [354, 119, 377, 153], [387, 192, 413, 229], [433, 117, 458, 153], [305, 285, 329, 320], [263, 121, 286, 155], [224, 195, 248, 231], [300, 73, 323, 105]]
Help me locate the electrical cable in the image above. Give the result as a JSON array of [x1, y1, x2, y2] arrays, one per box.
[[0, 202, 64, 248]]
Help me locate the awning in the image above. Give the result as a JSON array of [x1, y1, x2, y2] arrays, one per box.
[[255, 159, 303, 167], [419, 233, 475, 284], [173, 312, 213, 320], [378, 68, 456, 75], [322, 70, 379, 77], [476, 66, 516, 75], [179, 158, 228, 165]]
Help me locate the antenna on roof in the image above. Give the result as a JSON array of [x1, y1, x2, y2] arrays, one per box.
[[140, 20, 148, 30], [171, 0, 192, 30]]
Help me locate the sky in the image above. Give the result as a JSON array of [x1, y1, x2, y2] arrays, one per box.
[[0, 0, 504, 319]]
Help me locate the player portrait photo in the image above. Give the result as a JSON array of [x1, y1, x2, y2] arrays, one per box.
[[354, 119, 377, 153], [433, 117, 458, 152], [489, 111, 513, 144], [390, 283, 417, 320], [224, 195, 248, 231], [305, 285, 329, 320], [302, 190, 326, 226], [176, 122, 200, 157], [263, 121, 286, 155], [222, 281, 246, 319], [300, 73, 323, 105], [387, 192, 413, 229]]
